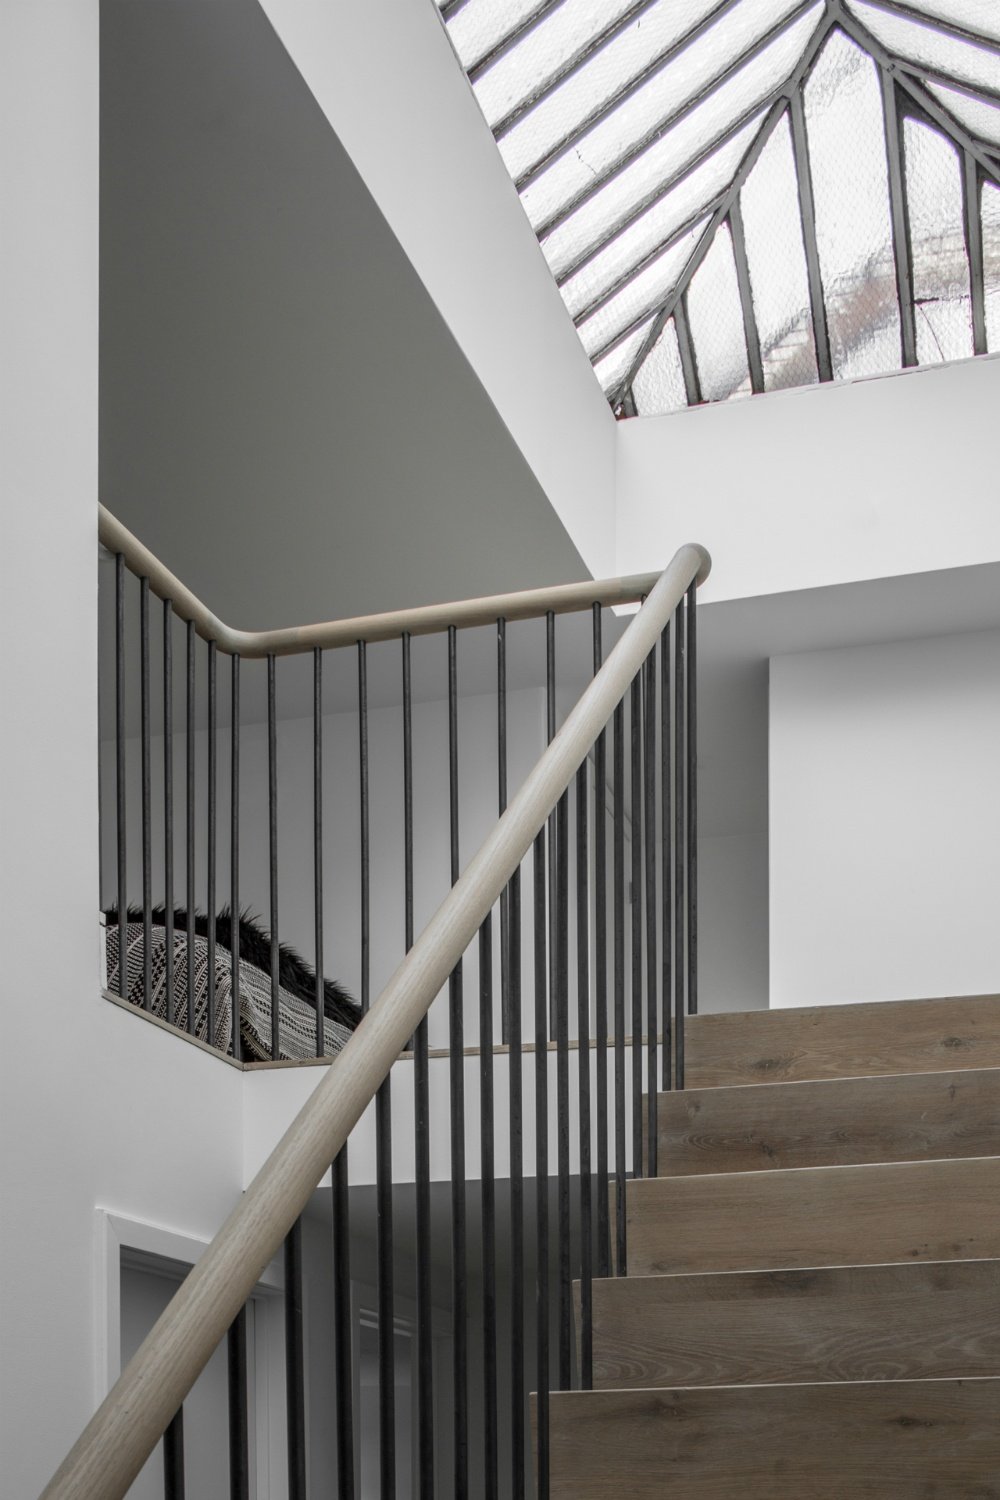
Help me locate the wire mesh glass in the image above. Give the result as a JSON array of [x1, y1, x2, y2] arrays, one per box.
[[983, 177, 1000, 349], [684, 221, 753, 400], [517, 1, 822, 233], [739, 110, 820, 390], [892, 0, 1000, 45], [579, 222, 705, 357], [632, 316, 690, 412], [557, 120, 760, 318], [848, 1, 1000, 97], [593, 314, 657, 393], [447, 0, 552, 72], [804, 30, 902, 381], [903, 116, 974, 364], [927, 82, 1000, 148]]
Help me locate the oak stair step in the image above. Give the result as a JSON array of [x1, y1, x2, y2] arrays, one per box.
[[541, 1378, 1000, 1498], [653, 1065, 1000, 1176], [685, 992, 1000, 1088], [626, 1155, 1000, 1275], [583, 1258, 1000, 1390]]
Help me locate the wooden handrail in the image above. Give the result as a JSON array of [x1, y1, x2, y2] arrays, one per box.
[[99, 503, 681, 656], [43, 539, 710, 1500]]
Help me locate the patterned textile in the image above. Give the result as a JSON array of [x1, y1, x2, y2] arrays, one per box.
[[104, 921, 353, 1061]]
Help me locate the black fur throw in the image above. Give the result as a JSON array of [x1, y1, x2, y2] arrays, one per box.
[[104, 905, 361, 1033]]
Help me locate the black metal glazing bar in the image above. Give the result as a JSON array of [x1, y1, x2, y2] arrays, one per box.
[[674, 298, 702, 407], [358, 641, 370, 1016], [686, 584, 699, 1019], [673, 606, 686, 1087], [592, 607, 610, 1280], [729, 201, 765, 395], [964, 153, 988, 355], [163, 600, 175, 1025], [207, 640, 217, 1045], [859, 0, 1000, 60], [284, 1218, 306, 1500], [643, 649, 658, 1175], [332, 1147, 355, 1500], [447, 624, 468, 1499], [630, 675, 643, 1175], [479, 913, 498, 1500], [498, 619, 510, 1045], [226, 1307, 250, 1500], [313, 648, 324, 1060], [790, 87, 834, 383], [163, 1407, 185, 1500], [140, 577, 152, 1011], [186, 621, 196, 1035], [115, 554, 127, 999], [659, 624, 672, 1092], [881, 67, 919, 368], [533, 828, 550, 1499], [575, 753, 593, 1388], [230, 654, 241, 1059], [612, 700, 627, 1274], [268, 654, 279, 1060], [403, 635, 433, 1500]]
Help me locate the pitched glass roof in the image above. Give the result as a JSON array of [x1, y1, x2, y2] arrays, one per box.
[[436, 0, 1000, 416]]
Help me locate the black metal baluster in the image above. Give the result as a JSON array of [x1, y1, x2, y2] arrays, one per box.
[[575, 753, 593, 1388], [630, 675, 643, 1175], [284, 1219, 306, 1500], [314, 647, 323, 1060], [163, 600, 175, 1026], [358, 641, 370, 1016], [674, 605, 686, 1088], [479, 913, 498, 1500], [686, 582, 699, 1019], [115, 554, 127, 999], [227, 1306, 250, 1500], [644, 649, 658, 1176], [613, 700, 627, 1275], [140, 577, 152, 1012], [546, 614, 572, 1391], [186, 621, 196, 1035], [332, 1146, 355, 1500], [268, 654, 279, 1060], [163, 1407, 185, 1500], [207, 640, 217, 1047], [533, 829, 549, 1500], [230, 654, 241, 1060], [593, 607, 610, 1281], [404, 633, 434, 1500], [447, 625, 468, 1499], [660, 625, 672, 1094]]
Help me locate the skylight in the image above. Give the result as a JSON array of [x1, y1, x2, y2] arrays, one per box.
[[435, 0, 1000, 416]]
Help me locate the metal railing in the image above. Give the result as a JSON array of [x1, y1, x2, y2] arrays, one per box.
[[59, 510, 709, 1500]]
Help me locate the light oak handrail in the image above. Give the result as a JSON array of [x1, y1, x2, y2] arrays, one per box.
[[100, 503, 675, 656], [44, 539, 710, 1500]]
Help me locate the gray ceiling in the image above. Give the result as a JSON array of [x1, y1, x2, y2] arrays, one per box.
[[99, 0, 589, 632]]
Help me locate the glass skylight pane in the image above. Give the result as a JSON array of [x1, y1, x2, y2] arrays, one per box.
[[592, 316, 656, 393], [805, 30, 902, 381], [927, 83, 1000, 148], [578, 223, 704, 357], [475, 0, 641, 129], [903, 118, 974, 364], [633, 317, 689, 413], [527, 5, 822, 243], [740, 113, 819, 390], [558, 120, 760, 319], [685, 222, 752, 400], [879, 0, 1000, 48], [848, 2, 1000, 97], [983, 179, 1000, 350], [499, 0, 735, 184], [447, 0, 551, 72]]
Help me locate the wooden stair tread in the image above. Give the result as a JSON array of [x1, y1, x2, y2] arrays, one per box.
[[583, 1258, 1000, 1389], [542, 1378, 1000, 1498], [654, 1065, 1000, 1176], [686, 993, 1000, 1088], [627, 1155, 1000, 1275]]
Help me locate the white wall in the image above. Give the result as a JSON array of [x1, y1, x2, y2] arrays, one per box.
[[617, 355, 1000, 600], [256, 0, 617, 579], [770, 629, 1000, 1008]]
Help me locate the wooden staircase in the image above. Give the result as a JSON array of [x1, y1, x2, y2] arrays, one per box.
[[545, 994, 1000, 1497]]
